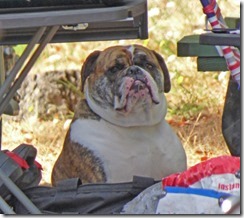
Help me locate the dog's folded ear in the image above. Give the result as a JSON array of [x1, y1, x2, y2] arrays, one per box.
[[153, 51, 171, 93], [81, 50, 101, 91]]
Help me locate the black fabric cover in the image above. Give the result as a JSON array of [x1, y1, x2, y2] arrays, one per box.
[[222, 77, 241, 156], [11, 176, 157, 214]]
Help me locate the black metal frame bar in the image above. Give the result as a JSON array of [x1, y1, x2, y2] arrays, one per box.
[[0, 0, 148, 45], [0, 26, 60, 115]]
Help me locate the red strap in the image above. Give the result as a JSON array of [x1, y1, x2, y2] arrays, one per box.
[[34, 160, 43, 170], [5, 151, 43, 170], [5, 151, 29, 169]]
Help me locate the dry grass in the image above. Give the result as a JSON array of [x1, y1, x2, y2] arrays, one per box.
[[1, 0, 239, 185], [1, 116, 69, 184], [2, 109, 231, 185]]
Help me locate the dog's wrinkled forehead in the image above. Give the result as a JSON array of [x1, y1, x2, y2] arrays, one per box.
[[126, 45, 156, 61], [95, 45, 157, 70]]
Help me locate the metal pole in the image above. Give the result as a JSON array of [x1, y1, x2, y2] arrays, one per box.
[[0, 47, 5, 85], [0, 168, 41, 214], [0, 195, 16, 214], [0, 27, 47, 105], [0, 46, 5, 149], [0, 25, 59, 115]]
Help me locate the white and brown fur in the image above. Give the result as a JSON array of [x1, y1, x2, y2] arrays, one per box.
[[51, 45, 187, 185]]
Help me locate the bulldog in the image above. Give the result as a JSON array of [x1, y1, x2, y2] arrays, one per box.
[[51, 44, 187, 185]]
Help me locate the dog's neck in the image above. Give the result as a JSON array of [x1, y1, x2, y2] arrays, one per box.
[[73, 99, 100, 121], [84, 87, 167, 128]]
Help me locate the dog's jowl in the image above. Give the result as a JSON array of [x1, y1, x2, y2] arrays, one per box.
[[51, 44, 187, 185]]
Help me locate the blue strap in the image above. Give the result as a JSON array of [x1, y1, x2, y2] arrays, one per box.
[[164, 186, 231, 199]]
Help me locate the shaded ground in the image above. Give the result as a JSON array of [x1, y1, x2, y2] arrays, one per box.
[[1, 108, 230, 185]]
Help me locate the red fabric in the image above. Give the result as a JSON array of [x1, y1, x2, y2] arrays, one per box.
[[201, 0, 240, 86], [5, 151, 43, 170], [5, 151, 29, 169], [162, 155, 240, 188], [234, 51, 240, 59], [203, 0, 216, 14], [34, 160, 43, 170], [228, 61, 240, 71], [222, 47, 232, 54], [209, 20, 219, 27], [203, 0, 220, 17]]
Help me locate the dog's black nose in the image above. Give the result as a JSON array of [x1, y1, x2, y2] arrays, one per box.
[[127, 66, 141, 75]]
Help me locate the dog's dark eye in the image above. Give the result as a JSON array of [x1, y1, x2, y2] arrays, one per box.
[[146, 63, 154, 70], [111, 64, 124, 73]]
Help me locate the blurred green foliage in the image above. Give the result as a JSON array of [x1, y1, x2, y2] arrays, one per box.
[[13, 44, 27, 56]]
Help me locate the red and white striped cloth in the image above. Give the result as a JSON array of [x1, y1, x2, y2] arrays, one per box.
[[203, 0, 240, 87]]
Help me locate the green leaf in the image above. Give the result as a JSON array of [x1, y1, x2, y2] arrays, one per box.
[[13, 45, 27, 56], [177, 75, 184, 84]]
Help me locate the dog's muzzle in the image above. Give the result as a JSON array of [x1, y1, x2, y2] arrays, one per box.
[[113, 66, 160, 113]]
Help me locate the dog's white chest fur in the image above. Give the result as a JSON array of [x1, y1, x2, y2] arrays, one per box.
[[70, 118, 186, 183]]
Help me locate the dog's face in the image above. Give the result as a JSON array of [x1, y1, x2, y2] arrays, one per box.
[[82, 44, 171, 127]]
